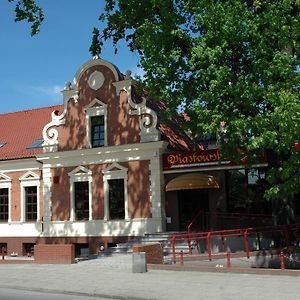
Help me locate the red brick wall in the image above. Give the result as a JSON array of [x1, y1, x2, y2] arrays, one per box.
[[51, 168, 71, 221], [127, 161, 151, 218], [34, 244, 75, 264], [0, 237, 38, 256], [56, 64, 141, 152], [3, 170, 43, 222], [133, 243, 164, 264], [51, 160, 152, 221]]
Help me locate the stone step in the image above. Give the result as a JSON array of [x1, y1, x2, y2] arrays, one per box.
[[104, 231, 191, 255]]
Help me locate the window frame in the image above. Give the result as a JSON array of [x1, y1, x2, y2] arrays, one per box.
[[0, 174, 11, 223], [24, 186, 38, 222], [102, 163, 128, 221], [91, 115, 105, 147], [0, 188, 9, 221], [68, 166, 93, 222], [85, 98, 107, 149], [74, 181, 90, 221], [19, 171, 40, 223]]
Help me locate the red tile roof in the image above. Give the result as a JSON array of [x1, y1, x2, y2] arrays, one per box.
[[0, 105, 63, 161]]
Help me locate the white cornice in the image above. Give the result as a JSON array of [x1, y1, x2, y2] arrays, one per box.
[[36, 141, 167, 167], [0, 158, 42, 173]]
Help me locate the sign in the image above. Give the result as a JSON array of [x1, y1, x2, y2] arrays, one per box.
[[163, 149, 230, 170]]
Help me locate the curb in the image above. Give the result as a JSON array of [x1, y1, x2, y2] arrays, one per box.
[[148, 263, 300, 276], [0, 285, 154, 300]]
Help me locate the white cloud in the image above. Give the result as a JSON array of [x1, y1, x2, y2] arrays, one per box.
[[28, 84, 64, 105]]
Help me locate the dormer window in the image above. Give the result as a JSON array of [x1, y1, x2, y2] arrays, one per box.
[[91, 116, 105, 147], [85, 98, 107, 148]]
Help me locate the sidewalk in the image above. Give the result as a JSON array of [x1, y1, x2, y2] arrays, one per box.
[[0, 254, 299, 300]]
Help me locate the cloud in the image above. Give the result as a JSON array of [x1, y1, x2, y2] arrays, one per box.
[[32, 85, 64, 99], [31, 85, 63, 103]]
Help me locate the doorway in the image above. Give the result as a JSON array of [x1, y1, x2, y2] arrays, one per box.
[[178, 189, 209, 231]]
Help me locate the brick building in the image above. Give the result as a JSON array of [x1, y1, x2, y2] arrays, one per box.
[[0, 58, 296, 257]]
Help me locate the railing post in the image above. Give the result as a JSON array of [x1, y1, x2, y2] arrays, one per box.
[[226, 252, 231, 268], [221, 234, 225, 252], [280, 249, 285, 270], [244, 229, 250, 258], [256, 232, 262, 250], [171, 236, 176, 264], [180, 250, 184, 266], [207, 232, 212, 261], [187, 223, 192, 255]]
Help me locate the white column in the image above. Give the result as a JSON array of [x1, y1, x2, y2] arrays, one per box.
[[150, 156, 165, 231], [42, 167, 52, 222]]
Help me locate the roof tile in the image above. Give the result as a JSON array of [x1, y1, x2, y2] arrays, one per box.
[[0, 105, 63, 161]]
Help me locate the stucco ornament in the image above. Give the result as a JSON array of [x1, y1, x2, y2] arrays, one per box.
[[88, 70, 105, 90], [113, 71, 160, 142], [42, 81, 78, 152]]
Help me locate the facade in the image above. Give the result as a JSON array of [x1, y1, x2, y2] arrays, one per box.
[[0, 58, 168, 255], [0, 58, 298, 257]]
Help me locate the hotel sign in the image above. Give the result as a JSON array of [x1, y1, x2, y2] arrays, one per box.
[[163, 149, 230, 170]]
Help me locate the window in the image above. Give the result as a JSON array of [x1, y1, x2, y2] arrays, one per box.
[[85, 98, 107, 148], [108, 179, 125, 220], [0, 243, 7, 254], [0, 188, 8, 221], [103, 163, 128, 221], [0, 174, 11, 223], [23, 243, 35, 256], [68, 166, 92, 222], [74, 182, 89, 220], [25, 186, 37, 221], [19, 171, 40, 223], [91, 116, 105, 147], [226, 168, 269, 215]]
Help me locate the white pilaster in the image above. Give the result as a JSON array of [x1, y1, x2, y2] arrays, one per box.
[[42, 167, 52, 222], [149, 155, 165, 231]]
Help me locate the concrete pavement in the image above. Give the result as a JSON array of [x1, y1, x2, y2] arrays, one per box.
[[0, 254, 299, 300]]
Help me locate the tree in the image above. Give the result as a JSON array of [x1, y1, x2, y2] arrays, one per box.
[[98, 0, 300, 203], [8, 0, 44, 35]]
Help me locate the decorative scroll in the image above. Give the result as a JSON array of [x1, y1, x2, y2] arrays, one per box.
[[42, 81, 78, 152], [113, 73, 160, 142]]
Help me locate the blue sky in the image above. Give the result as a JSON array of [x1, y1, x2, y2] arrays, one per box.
[[0, 0, 141, 114]]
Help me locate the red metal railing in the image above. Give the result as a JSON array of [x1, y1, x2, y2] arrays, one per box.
[[170, 223, 300, 264], [187, 210, 274, 234]]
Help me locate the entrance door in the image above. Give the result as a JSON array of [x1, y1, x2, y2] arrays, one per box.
[[178, 189, 209, 231]]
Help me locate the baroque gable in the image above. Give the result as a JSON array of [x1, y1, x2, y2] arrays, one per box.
[[42, 58, 160, 153]]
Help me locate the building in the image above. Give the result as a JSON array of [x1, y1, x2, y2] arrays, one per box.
[[0, 58, 297, 256]]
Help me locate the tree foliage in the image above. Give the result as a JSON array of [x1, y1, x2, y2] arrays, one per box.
[[98, 0, 300, 200], [8, 0, 44, 35]]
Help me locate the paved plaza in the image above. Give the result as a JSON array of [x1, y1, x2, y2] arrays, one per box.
[[0, 254, 299, 299]]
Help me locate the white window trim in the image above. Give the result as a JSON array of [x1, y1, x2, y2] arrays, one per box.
[[19, 171, 40, 223], [85, 98, 107, 148], [0, 173, 12, 223], [68, 166, 93, 222], [102, 163, 128, 221]]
